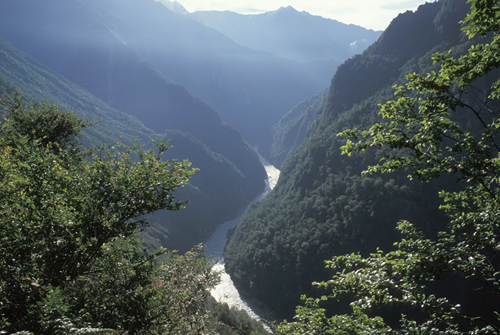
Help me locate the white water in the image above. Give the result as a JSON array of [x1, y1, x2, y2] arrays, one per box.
[[204, 152, 280, 325]]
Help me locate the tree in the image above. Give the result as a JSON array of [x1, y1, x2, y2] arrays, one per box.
[[277, 0, 500, 333], [0, 94, 227, 334]]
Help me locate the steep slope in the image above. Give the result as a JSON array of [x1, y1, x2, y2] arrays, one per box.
[[224, 0, 472, 319], [0, 0, 321, 156], [0, 37, 153, 147], [77, 0, 329, 152], [190, 7, 380, 129], [268, 88, 328, 168], [0, 36, 265, 252], [154, 0, 189, 14]]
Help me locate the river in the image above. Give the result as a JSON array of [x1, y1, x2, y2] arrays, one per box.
[[204, 152, 280, 326]]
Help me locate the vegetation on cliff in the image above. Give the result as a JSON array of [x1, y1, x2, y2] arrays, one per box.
[[277, 0, 500, 332], [0, 95, 268, 334]]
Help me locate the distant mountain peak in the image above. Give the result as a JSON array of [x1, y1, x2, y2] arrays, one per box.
[[154, 0, 188, 14], [189, 6, 381, 63], [266, 5, 305, 20], [278, 6, 297, 12], [274, 6, 301, 15]]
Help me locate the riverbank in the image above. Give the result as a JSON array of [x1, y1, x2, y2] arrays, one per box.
[[204, 152, 280, 327]]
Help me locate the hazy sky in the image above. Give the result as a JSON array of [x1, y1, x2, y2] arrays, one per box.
[[177, 0, 430, 31]]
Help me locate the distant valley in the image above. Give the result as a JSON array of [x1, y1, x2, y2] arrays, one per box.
[[0, 0, 376, 251], [0, 0, 494, 334]]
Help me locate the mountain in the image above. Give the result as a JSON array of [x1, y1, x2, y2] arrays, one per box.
[[268, 88, 328, 167], [154, 0, 189, 14], [0, 0, 332, 154], [190, 6, 381, 63], [224, 0, 472, 319], [0, 31, 265, 252], [0, 37, 154, 148], [189, 7, 381, 140], [76, 0, 332, 153]]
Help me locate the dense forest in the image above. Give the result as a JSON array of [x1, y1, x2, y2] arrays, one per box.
[[2, 0, 500, 333], [0, 94, 269, 334], [226, 1, 500, 332], [274, 0, 500, 331]]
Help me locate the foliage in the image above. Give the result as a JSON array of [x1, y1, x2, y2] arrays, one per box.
[[0, 35, 267, 253], [140, 245, 220, 334], [277, 299, 388, 335], [1, 92, 95, 148], [0, 95, 239, 334], [278, 0, 500, 333], [202, 297, 270, 335], [225, 0, 464, 319]]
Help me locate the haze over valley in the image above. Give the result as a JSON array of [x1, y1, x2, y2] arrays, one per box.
[[0, 0, 380, 252], [1, 0, 499, 333]]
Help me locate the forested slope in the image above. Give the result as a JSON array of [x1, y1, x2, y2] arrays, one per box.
[[0, 37, 265, 251], [225, 0, 472, 318], [0, 1, 267, 194], [0, 93, 269, 335], [269, 88, 328, 167], [0, 0, 329, 153]]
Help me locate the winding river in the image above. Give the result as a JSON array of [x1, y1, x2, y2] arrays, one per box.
[[204, 152, 280, 325]]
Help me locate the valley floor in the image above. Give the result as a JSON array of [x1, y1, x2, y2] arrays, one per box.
[[204, 152, 280, 328]]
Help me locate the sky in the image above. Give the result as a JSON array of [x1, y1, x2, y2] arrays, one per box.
[[176, 0, 431, 31]]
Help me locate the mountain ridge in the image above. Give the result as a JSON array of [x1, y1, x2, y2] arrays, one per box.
[[190, 6, 381, 63], [154, 0, 189, 14], [0, 30, 265, 251], [77, 0, 333, 152], [224, 0, 472, 319]]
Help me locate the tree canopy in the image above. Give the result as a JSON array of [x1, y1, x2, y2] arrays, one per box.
[[0, 95, 223, 334], [224, 0, 465, 320], [277, 0, 500, 333]]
